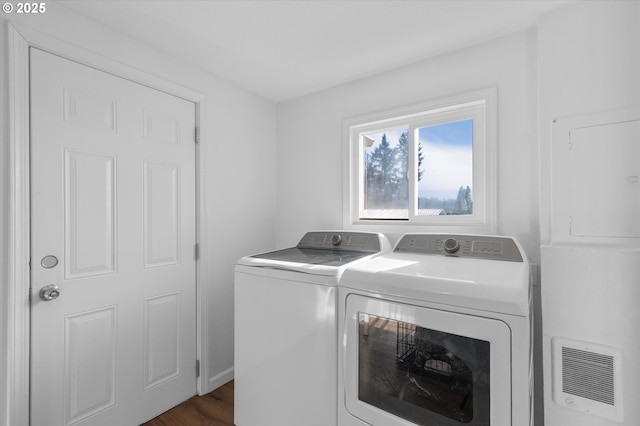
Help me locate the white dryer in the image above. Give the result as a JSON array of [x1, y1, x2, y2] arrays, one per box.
[[234, 231, 391, 426], [338, 233, 532, 426]]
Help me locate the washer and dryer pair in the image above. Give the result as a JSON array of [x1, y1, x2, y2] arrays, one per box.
[[235, 231, 532, 426]]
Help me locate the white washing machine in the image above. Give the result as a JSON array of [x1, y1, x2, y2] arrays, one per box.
[[338, 233, 532, 426], [234, 231, 391, 426]]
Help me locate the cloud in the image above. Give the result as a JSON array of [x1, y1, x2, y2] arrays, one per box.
[[418, 143, 472, 199]]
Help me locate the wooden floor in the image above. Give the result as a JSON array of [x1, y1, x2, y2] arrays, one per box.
[[142, 380, 234, 426]]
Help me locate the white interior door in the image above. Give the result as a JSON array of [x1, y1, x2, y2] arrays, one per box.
[[30, 48, 197, 426]]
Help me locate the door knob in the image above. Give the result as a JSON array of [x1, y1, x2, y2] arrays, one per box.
[[39, 284, 61, 301]]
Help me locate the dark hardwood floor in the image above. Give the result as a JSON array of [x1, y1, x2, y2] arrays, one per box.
[[142, 380, 234, 426]]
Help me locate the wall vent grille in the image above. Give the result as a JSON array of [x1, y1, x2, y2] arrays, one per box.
[[552, 337, 623, 422], [561, 347, 614, 405]]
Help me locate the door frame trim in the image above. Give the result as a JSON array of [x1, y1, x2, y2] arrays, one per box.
[[6, 22, 210, 425]]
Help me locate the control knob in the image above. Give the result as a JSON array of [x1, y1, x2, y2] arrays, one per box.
[[331, 234, 343, 246], [443, 238, 460, 254]]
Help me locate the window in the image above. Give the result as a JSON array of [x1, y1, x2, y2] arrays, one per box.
[[344, 88, 496, 233]]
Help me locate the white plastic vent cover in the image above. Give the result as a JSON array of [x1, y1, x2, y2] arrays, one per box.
[[552, 337, 623, 422]]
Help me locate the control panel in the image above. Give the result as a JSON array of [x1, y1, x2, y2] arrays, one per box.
[[297, 231, 382, 253], [394, 234, 523, 262]]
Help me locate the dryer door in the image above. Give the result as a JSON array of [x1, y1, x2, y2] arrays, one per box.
[[343, 295, 511, 426]]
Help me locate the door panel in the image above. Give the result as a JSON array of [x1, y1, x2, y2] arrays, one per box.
[[64, 306, 117, 424], [143, 161, 181, 267], [30, 48, 197, 426], [65, 150, 117, 278], [143, 292, 181, 390]]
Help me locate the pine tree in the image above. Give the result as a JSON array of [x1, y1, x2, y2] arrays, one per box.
[[417, 141, 425, 182], [464, 186, 472, 213], [455, 185, 473, 214], [365, 131, 426, 210], [367, 134, 398, 207], [395, 131, 425, 183], [395, 131, 409, 206]]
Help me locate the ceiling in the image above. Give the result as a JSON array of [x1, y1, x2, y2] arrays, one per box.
[[55, 0, 570, 102]]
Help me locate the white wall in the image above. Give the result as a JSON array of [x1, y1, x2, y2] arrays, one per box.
[[0, 4, 277, 421], [537, 3, 639, 426], [276, 28, 544, 425], [276, 29, 540, 258]]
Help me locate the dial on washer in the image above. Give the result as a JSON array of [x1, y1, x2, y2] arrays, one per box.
[[443, 238, 460, 254]]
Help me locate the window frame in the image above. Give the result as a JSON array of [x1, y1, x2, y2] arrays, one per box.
[[343, 88, 497, 234]]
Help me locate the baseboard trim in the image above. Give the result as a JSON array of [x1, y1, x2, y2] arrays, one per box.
[[205, 367, 234, 395]]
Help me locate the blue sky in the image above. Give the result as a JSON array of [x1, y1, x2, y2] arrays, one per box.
[[418, 119, 473, 199]]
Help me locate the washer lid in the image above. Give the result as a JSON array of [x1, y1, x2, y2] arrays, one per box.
[[236, 231, 391, 276], [236, 249, 379, 276], [251, 247, 374, 266]]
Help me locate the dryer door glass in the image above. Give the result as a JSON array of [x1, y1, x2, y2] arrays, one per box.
[[359, 314, 488, 425], [344, 296, 511, 426]]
